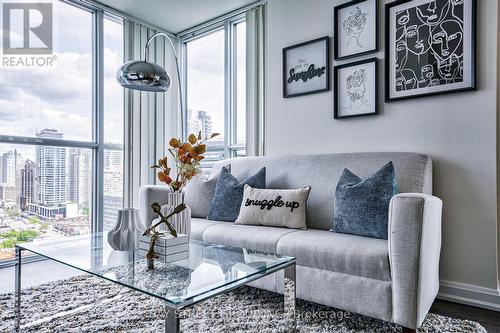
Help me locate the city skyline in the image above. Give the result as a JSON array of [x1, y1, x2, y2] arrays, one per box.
[[0, 128, 123, 223]]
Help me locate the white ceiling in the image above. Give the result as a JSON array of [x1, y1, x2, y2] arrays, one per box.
[[98, 0, 257, 33]]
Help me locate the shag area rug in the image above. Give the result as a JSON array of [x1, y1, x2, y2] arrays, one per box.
[[0, 275, 487, 333]]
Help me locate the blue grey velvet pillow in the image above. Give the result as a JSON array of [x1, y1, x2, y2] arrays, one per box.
[[207, 167, 266, 222], [332, 161, 399, 239]]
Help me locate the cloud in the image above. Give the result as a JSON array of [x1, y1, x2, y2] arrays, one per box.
[[0, 48, 124, 141], [185, 29, 234, 138], [0, 52, 92, 104]]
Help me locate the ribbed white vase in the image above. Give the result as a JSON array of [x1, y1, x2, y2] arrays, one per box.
[[161, 191, 191, 236], [107, 208, 144, 251]]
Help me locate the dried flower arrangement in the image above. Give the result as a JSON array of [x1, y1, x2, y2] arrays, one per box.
[[144, 132, 219, 268], [151, 131, 220, 192]]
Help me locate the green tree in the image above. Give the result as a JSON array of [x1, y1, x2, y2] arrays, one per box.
[[0, 230, 19, 239], [0, 229, 39, 248], [28, 216, 41, 225], [17, 230, 38, 242], [1, 238, 17, 248], [82, 207, 89, 216]]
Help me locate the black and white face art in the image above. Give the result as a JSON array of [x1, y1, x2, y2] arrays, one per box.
[[334, 58, 378, 119], [335, 0, 378, 60], [386, 0, 474, 100]]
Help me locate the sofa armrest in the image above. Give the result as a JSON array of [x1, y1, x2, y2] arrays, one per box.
[[138, 185, 172, 227], [388, 193, 442, 329]]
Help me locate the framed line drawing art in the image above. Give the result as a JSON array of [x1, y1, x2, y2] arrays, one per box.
[[334, 0, 378, 60], [385, 0, 476, 102], [334, 58, 378, 119], [283, 36, 330, 98]]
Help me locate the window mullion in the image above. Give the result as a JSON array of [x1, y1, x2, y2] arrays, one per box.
[[230, 22, 238, 149], [224, 21, 233, 158], [92, 9, 104, 234]]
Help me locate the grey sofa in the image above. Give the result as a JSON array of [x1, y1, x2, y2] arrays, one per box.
[[139, 152, 442, 331]]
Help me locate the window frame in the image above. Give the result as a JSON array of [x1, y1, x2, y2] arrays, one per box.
[[0, 2, 124, 266], [180, 14, 246, 160]]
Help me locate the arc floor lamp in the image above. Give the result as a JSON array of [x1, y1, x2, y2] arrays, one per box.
[[116, 32, 184, 130]]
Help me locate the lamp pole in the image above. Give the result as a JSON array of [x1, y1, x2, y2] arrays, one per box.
[[143, 32, 185, 137]]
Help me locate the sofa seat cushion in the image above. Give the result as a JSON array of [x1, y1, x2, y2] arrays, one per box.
[[201, 222, 299, 253], [191, 218, 222, 241], [277, 229, 391, 281]]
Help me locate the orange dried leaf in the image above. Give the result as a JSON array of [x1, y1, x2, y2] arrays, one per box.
[[194, 144, 206, 154], [159, 157, 168, 169], [188, 148, 197, 158], [188, 133, 197, 145], [169, 138, 180, 148], [181, 143, 192, 151]]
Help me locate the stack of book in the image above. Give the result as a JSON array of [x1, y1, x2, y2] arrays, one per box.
[[138, 234, 189, 263]]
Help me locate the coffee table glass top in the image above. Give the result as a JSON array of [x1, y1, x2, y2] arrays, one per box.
[[16, 233, 295, 308]]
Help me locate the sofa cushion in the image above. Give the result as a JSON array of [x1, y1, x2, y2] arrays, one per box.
[[184, 165, 230, 218], [191, 218, 222, 241], [210, 153, 432, 230], [201, 222, 299, 253], [207, 167, 266, 222], [235, 185, 311, 229], [332, 161, 399, 239], [277, 229, 391, 281]]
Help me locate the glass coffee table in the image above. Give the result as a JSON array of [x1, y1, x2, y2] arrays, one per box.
[[14, 234, 296, 332]]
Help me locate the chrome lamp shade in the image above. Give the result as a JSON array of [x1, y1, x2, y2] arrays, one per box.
[[117, 60, 171, 92]]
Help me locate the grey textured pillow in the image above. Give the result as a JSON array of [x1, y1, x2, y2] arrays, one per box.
[[207, 167, 266, 222], [332, 161, 399, 239], [235, 185, 311, 229], [183, 165, 230, 218]]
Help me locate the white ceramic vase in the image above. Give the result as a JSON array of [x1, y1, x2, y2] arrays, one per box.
[[161, 191, 191, 236], [107, 208, 144, 251]]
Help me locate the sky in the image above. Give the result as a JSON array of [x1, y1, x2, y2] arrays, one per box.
[[186, 22, 246, 145], [0, 0, 123, 160], [186, 29, 226, 141]]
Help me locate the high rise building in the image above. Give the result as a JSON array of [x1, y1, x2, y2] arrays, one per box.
[[103, 169, 123, 195], [104, 150, 122, 169], [67, 148, 80, 203], [103, 149, 123, 196], [188, 110, 213, 138], [1, 150, 23, 204], [1, 150, 22, 186], [29, 129, 67, 219], [20, 159, 37, 211], [78, 150, 92, 210], [0, 184, 16, 203], [103, 195, 123, 230]]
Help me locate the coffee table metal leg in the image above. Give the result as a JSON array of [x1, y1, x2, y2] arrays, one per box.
[[284, 263, 296, 330], [165, 304, 180, 333], [15, 247, 22, 332]]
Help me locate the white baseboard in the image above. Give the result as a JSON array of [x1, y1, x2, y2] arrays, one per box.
[[438, 280, 500, 312]]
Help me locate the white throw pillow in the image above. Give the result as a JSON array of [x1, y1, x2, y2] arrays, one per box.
[[183, 165, 230, 218], [235, 185, 311, 229]]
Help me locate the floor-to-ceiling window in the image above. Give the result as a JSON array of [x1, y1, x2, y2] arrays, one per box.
[[103, 15, 124, 231], [0, 1, 124, 262], [183, 16, 247, 171]]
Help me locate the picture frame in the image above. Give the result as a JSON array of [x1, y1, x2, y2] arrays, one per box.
[[283, 36, 330, 98], [334, 57, 378, 119], [334, 0, 378, 61], [385, 0, 476, 102]]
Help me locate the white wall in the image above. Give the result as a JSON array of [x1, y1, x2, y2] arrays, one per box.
[[265, 0, 499, 292]]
